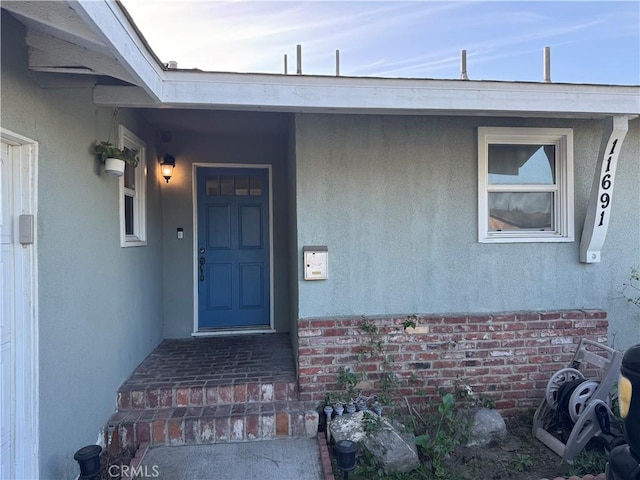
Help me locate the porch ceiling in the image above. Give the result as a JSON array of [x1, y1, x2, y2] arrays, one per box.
[[139, 108, 291, 136]]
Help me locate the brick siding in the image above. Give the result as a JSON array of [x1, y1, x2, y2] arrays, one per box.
[[297, 310, 608, 416]]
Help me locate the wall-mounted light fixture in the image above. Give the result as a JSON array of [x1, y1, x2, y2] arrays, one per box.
[[160, 154, 175, 183]]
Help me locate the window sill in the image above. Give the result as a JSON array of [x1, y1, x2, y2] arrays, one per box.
[[121, 239, 147, 248], [479, 234, 574, 244]]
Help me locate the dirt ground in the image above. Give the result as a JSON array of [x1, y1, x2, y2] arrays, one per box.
[[441, 413, 573, 480], [333, 409, 611, 480]]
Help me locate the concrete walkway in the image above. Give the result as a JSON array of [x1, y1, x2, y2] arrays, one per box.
[[138, 438, 324, 480]]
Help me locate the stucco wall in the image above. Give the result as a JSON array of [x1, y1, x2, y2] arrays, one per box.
[[161, 131, 291, 338], [294, 113, 640, 351], [1, 12, 163, 479]]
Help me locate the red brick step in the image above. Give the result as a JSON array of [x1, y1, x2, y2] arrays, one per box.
[[105, 335, 317, 448], [110, 401, 319, 448], [117, 381, 299, 410]]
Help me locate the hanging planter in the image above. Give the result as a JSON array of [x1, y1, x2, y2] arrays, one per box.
[[93, 141, 139, 177], [93, 109, 139, 178], [104, 157, 126, 176]]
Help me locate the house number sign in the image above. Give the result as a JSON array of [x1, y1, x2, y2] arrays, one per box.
[[579, 116, 629, 263], [596, 138, 617, 228]]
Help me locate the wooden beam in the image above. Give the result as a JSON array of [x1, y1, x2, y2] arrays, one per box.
[[2, 1, 107, 54], [26, 30, 137, 84], [579, 116, 630, 263]]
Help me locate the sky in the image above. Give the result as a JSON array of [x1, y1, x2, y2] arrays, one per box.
[[120, 1, 640, 85]]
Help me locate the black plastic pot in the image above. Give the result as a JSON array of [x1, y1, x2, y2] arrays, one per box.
[[74, 444, 102, 479]]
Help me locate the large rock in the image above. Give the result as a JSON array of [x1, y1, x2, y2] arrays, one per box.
[[465, 408, 507, 447], [329, 411, 368, 443], [329, 412, 420, 473]]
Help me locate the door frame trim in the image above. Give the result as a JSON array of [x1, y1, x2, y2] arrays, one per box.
[[1, 128, 39, 479], [191, 163, 274, 335]]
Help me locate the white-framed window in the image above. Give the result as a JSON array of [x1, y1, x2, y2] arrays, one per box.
[[478, 127, 574, 243], [119, 125, 147, 247]]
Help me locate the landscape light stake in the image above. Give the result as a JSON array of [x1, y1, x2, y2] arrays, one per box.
[[334, 439, 357, 480]]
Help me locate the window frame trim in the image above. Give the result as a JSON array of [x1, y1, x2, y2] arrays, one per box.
[[478, 127, 574, 243], [118, 125, 147, 247]]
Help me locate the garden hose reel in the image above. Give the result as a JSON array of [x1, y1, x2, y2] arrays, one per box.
[[567, 380, 603, 423], [548, 373, 606, 424], [533, 338, 623, 463], [545, 368, 585, 409]]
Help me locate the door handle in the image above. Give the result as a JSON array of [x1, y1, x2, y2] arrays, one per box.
[[199, 257, 205, 282]]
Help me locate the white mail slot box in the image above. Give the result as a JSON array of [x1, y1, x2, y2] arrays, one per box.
[[303, 246, 328, 280]]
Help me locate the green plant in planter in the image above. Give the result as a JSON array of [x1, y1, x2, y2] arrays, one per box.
[[93, 141, 139, 167], [324, 392, 341, 408]]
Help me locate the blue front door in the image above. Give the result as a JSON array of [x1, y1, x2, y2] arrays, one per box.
[[196, 167, 270, 329]]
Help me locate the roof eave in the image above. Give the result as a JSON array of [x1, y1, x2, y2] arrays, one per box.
[[55, 1, 637, 119], [93, 72, 640, 119]]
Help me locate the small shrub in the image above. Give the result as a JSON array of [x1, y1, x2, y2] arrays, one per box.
[[622, 267, 640, 309], [411, 381, 494, 479], [336, 367, 360, 401], [362, 411, 383, 435], [565, 449, 608, 477], [414, 392, 461, 478], [511, 453, 534, 472]]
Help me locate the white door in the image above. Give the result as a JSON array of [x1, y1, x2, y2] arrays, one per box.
[[0, 130, 38, 480], [0, 140, 15, 480]]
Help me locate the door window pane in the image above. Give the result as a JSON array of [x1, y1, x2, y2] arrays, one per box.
[[488, 145, 555, 185], [206, 176, 220, 196], [488, 192, 552, 230], [220, 176, 234, 196], [235, 176, 249, 196], [250, 176, 263, 196], [209, 174, 264, 196]]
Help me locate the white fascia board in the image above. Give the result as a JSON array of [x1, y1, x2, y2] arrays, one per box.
[[68, 0, 163, 102], [94, 86, 158, 107], [150, 72, 640, 118]]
